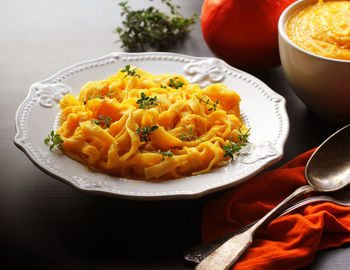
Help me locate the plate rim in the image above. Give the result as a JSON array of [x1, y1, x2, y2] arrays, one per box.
[[14, 51, 290, 200]]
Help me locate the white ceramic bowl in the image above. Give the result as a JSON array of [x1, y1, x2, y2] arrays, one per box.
[[278, 0, 350, 123]]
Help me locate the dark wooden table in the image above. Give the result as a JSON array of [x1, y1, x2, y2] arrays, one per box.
[[1, 0, 348, 269]]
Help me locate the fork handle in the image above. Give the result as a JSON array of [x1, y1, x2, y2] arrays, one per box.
[[195, 184, 316, 270]]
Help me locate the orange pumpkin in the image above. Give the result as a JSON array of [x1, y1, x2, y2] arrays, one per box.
[[201, 0, 296, 70]]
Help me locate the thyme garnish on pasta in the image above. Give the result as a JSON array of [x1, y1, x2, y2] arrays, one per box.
[[168, 77, 184, 89], [121, 65, 140, 78], [223, 129, 250, 160], [44, 130, 64, 151], [196, 93, 219, 111], [158, 150, 173, 160], [91, 115, 113, 128], [237, 128, 250, 144], [88, 90, 116, 100], [136, 92, 159, 109], [179, 128, 198, 142], [136, 124, 158, 142]]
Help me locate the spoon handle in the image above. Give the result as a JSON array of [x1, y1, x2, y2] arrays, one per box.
[[195, 184, 316, 270]]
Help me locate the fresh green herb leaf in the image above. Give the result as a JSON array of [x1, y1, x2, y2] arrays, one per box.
[[168, 77, 184, 89], [179, 132, 189, 141], [105, 90, 116, 98], [44, 131, 64, 151], [208, 99, 219, 111], [196, 93, 219, 111], [115, 0, 198, 51], [121, 64, 140, 78], [91, 115, 113, 128], [89, 90, 116, 100], [135, 124, 158, 142], [238, 128, 250, 144], [222, 129, 250, 160], [136, 92, 159, 109], [179, 127, 198, 142], [158, 150, 173, 160]]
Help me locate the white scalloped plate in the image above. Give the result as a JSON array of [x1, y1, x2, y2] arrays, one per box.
[[14, 52, 289, 200]]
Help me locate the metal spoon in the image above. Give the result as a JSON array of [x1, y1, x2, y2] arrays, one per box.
[[196, 124, 350, 270]]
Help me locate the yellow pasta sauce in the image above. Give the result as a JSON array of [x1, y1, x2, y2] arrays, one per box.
[[57, 67, 247, 180], [286, 0, 350, 60]]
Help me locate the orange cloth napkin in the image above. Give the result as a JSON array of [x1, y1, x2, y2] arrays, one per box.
[[202, 149, 350, 270]]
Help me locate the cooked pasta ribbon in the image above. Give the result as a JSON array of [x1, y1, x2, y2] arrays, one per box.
[[57, 67, 247, 180]]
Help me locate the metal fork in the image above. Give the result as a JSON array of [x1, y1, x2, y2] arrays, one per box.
[[184, 189, 350, 265]]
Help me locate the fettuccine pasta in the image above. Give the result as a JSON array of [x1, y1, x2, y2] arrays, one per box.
[[57, 67, 248, 180]]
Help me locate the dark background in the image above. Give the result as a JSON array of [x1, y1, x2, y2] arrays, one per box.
[[1, 0, 348, 269]]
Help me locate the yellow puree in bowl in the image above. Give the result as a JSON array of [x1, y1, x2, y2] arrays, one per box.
[[286, 0, 350, 60]]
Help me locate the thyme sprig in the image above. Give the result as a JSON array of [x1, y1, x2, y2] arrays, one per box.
[[136, 92, 159, 109], [196, 93, 219, 111], [168, 77, 184, 89], [237, 128, 250, 144], [91, 115, 113, 128], [121, 65, 140, 78], [136, 124, 158, 142], [158, 150, 173, 160], [44, 130, 64, 151], [179, 127, 198, 142], [223, 129, 250, 160], [88, 90, 116, 100], [115, 0, 198, 51]]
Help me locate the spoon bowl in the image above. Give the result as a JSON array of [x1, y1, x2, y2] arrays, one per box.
[[196, 124, 350, 270], [306, 124, 350, 192]]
